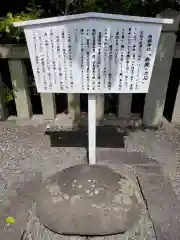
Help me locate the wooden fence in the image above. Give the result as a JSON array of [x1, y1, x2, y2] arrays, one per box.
[[0, 9, 180, 127]]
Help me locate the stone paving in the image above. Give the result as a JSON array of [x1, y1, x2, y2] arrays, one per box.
[[0, 120, 180, 239]]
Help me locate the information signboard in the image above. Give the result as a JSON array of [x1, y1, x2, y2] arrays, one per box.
[[14, 13, 173, 94], [14, 12, 173, 164]]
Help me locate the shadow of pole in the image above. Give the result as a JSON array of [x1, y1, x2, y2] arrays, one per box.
[[46, 125, 126, 149]]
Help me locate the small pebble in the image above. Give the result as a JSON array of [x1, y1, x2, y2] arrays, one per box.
[[121, 184, 133, 196], [78, 185, 82, 188], [122, 196, 132, 205], [119, 178, 126, 184], [86, 189, 90, 194], [49, 185, 60, 196], [113, 207, 120, 212], [94, 189, 99, 195], [52, 196, 63, 203], [63, 194, 69, 200], [5, 217, 15, 225]]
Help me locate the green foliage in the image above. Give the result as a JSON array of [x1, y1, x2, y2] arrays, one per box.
[[0, 5, 43, 42], [0, 0, 179, 43], [0, 82, 16, 103], [65, 0, 180, 16], [69, 100, 79, 110], [3, 84, 15, 102]]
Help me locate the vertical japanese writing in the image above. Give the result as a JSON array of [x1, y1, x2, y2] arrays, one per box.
[[108, 33, 113, 90], [104, 28, 108, 88], [45, 32, 51, 90], [138, 31, 143, 60], [97, 31, 101, 90], [86, 29, 90, 91], [130, 28, 137, 91], [115, 30, 119, 65], [62, 29, 68, 89], [92, 29, 96, 90], [136, 30, 144, 90], [30, 22, 158, 94], [143, 34, 152, 83], [119, 29, 125, 90], [125, 27, 131, 89], [80, 29, 85, 90], [50, 29, 56, 86], [68, 32, 73, 89], [39, 34, 43, 53], [33, 31, 42, 87], [56, 34, 63, 90]]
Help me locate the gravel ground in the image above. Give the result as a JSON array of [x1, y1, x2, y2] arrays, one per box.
[[159, 124, 180, 199], [0, 120, 180, 239], [0, 121, 87, 240]]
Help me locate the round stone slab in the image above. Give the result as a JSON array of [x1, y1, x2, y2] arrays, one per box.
[[36, 164, 142, 236]]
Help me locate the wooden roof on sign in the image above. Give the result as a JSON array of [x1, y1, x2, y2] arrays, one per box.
[[13, 12, 173, 28]]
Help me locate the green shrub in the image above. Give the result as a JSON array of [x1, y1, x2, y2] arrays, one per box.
[[0, 5, 43, 42]]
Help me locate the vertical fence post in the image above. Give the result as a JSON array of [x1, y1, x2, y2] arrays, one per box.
[[68, 94, 80, 117], [96, 94, 104, 121], [171, 85, 180, 125], [117, 94, 132, 118], [171, 46, 180, 125], [0, 72, 8, 120], [40, 93, 56, 119], [8, 59, 32, 119], [143, 9, 180, 127]]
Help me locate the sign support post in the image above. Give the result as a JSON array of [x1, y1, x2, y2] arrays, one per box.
[[88, 94, 96, 164]]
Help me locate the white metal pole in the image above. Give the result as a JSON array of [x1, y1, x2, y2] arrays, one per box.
[[88, 94, 96, 164]]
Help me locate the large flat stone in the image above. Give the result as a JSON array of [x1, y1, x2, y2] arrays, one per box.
[[36, 165, 143, 236], [23, 201, 156, 240]]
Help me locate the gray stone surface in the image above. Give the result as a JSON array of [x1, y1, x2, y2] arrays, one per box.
[[124, 128, 178, 177], [0, 120, 180, 239], [137, 173, 180, 240], [23, 203, 86, 240], [37, 165, 142, 235], [97, 127, 180, 240], [23, 201, 156, 240]]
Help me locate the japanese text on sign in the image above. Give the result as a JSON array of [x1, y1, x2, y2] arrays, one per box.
[[25, 19, 161, 93]]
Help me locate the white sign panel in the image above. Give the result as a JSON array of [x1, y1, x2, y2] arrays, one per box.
[[14, 13, 173, 94]]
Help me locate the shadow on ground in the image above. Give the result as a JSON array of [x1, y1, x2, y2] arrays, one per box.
[[96, 151, 159, 165], [46, 126, 126, 148]]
